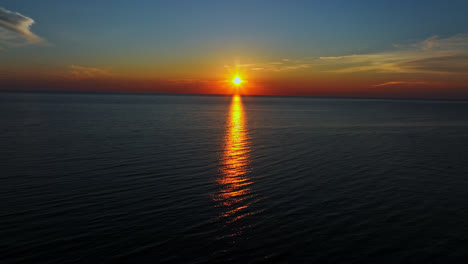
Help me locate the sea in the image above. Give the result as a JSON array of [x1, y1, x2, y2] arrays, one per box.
[[1, 92, 468, 263]]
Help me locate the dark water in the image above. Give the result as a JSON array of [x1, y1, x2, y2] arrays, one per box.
[[2, 92, 468, 263]]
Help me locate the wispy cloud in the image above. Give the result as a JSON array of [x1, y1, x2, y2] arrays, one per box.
[[0, 7, 45, 48], [319, 56, 343, 60], [68, 65, 112, 79], [223, 34, 468, 77], [50, 65, 113, 80], [225, 59, 311, 72], [372, 81, 429, 87], [318, 34, 468, 75]]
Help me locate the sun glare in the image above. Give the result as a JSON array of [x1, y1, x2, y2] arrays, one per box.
[[233, 76, 242, 85]]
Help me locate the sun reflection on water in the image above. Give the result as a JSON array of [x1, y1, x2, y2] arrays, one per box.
[[214, 95, 254, 223]]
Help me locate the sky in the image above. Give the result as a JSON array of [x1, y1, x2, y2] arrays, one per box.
[[1, 0, 468, 98]]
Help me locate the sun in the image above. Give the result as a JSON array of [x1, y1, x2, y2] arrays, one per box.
[[233, 76, 242, 85]]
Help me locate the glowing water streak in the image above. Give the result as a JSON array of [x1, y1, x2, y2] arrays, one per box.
[[215, 95, 253, 221]]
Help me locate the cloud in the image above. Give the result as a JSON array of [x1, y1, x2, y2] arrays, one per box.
[[225, 34, 468, 76], [421, 35, 440, 51], [372, 81, 429, 87], [69, 65, 112, 79], [52, 65, 113, 80], [226, 59, 312, 72], [318, 34, 468, 75], [418, 34, 468, 51], [224, 34, 468, 81], [0, 7, 44, 47], [397, 55, 468, 74], [319, 56, 343, 60]]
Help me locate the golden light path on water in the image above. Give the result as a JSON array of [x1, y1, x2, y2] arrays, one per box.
[[214, 94, 255, 225]]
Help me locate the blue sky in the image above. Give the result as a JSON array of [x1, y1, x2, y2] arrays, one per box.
[[3, 0, 468, 57]]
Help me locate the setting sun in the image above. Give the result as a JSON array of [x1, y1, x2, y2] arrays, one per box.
[[233, 76, 242, 85]]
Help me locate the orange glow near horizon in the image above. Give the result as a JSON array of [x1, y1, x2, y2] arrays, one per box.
[[4, 62, 468, 99], [214, 95, 254, 223]]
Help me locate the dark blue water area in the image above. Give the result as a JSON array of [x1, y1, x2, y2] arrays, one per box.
[[1, 92, 468, 263]]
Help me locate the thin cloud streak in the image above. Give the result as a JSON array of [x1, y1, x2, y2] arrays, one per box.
[[68, 65, 113, 79], [49, 65, 113, 80], [372, 81, 429, 87], [226, 59, 311, 72]]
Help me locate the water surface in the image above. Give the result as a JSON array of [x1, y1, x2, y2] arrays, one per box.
[[1, 92, 468, 263]]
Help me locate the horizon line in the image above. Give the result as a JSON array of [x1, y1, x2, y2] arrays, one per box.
[[1, 89, 468, 102]]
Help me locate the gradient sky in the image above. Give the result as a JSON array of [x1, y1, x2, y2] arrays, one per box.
[[1, 0, 468, 98]]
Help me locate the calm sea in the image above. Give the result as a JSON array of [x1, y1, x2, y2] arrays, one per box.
[[2, 92, 468, 263]]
